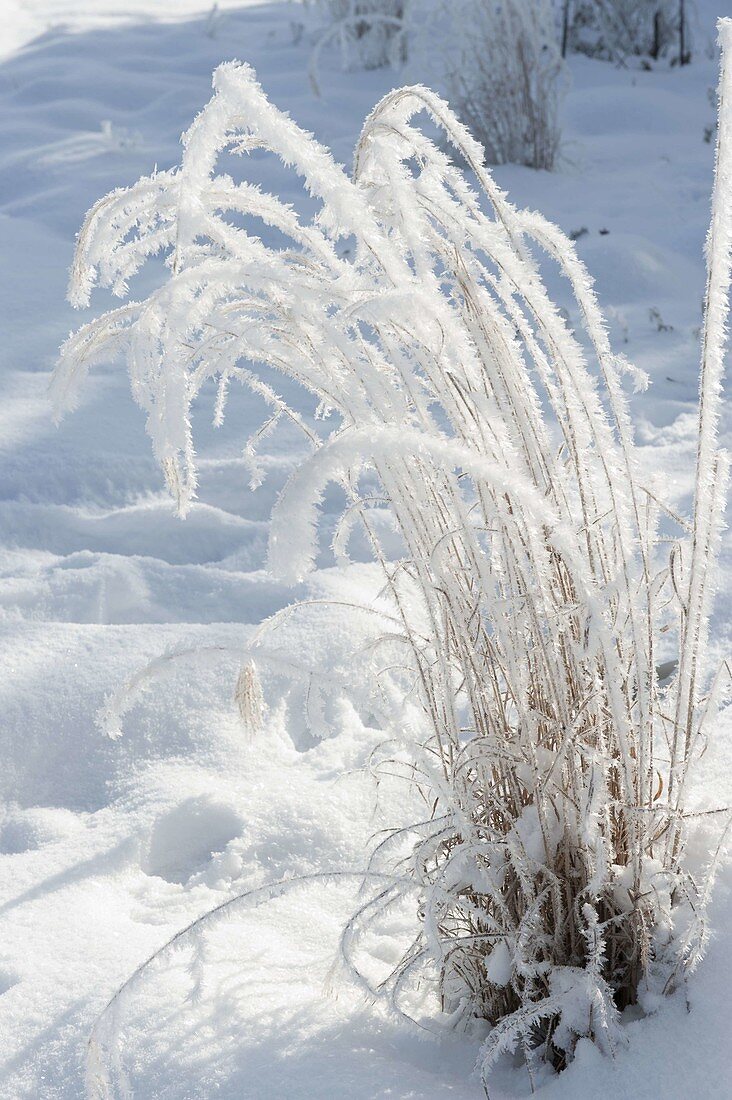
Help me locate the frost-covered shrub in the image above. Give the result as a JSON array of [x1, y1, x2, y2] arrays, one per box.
[[56, 22, 731, 1089], [568, 0, 683, 62], [444, 0, 566, 170], [312, 0, 409, 69]]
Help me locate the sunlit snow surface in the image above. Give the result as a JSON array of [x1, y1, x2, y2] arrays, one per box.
[[0, 2, 730, 1097]]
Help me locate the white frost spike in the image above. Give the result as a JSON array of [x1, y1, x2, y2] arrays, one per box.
[[670, 18, 732, 831], [235, 660, 265, 738]]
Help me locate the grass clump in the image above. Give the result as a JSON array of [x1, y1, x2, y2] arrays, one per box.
[[56, 23, 731, 1090]]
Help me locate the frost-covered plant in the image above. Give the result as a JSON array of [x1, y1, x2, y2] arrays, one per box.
[[443, 0, 566, 170], [55, 20, 731, 1089], [311, 0, 409, 70], [568, 0, 682, 62]]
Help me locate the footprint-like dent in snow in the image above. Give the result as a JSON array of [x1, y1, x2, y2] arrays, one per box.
[[142, 797, 243, 885]]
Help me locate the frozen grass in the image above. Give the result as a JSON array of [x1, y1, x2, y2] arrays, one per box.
[[53, 18, 731, 1091]]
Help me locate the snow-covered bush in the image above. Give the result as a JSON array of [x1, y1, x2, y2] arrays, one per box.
[[311, 0, 409, 69], [567, 0, 683, 62], [55, 21, 731, 1089], [443, 0, 566, 170], [310, 1, 566, 167]]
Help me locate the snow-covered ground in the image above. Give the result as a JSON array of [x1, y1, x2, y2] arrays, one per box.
[[0, 2, 730, 1097]]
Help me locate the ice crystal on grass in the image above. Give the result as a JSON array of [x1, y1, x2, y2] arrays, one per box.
[[55, 21, 732, 1088]]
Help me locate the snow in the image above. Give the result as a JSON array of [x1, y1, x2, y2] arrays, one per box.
[[0, 2, 730, 1098]]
